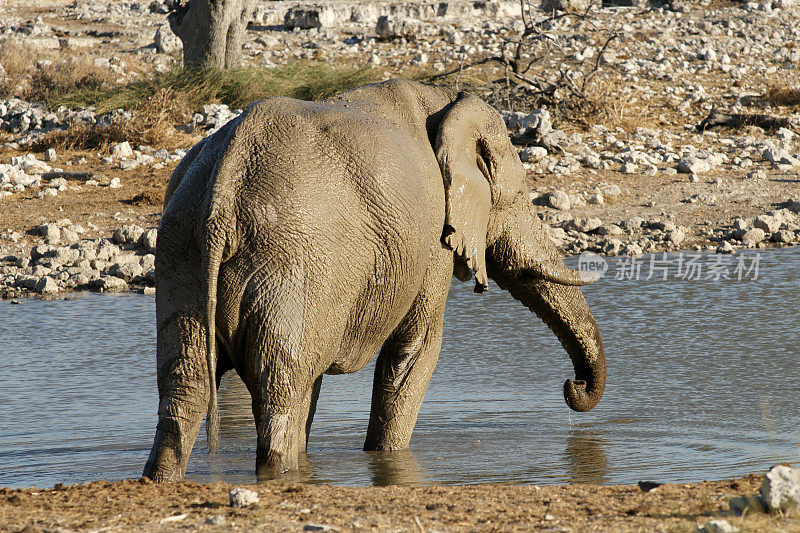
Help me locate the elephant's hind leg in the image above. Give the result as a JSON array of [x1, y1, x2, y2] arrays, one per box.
[[237, 302, 322, 478], [250, 375, 322, 479], [143, 264, 210, 482], [364, 270, 449, 451]]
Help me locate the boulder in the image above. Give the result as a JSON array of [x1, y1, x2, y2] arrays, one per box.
[[568, 218, 603, 233], [542, 0, 591, 11], [140, 228, 158, 253], [35, 276, 59, 294], [113, 225, 145, 245], [753, 215, 781, 234], [111, 141, 133, 158], [761, 464, 800, 513], [545, 191, 571, 210], [740, 228, 765, 246], [676, 156, 711, 174]]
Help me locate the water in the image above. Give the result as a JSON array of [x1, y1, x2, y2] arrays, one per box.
[[1, 248, 798, 488]]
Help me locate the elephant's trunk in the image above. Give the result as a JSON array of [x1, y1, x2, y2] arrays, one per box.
[[486, 201, 606, 412], [515, 279, 605, 411]]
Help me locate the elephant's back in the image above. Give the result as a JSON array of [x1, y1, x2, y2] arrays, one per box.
[[218, 93, 447, 372]]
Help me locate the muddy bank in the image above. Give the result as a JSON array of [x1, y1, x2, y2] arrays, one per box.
[[2, 475, 798, 532]]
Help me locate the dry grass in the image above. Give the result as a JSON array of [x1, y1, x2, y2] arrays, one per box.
[[52, 62, 382, 114], [0, 39, 117, 103], [32, 87, 196, 151], [17, 60, 382, 151], [765, 78, 800, 109]]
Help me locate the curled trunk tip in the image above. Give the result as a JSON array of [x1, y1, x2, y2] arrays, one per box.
[[563, 376, 605, 412]]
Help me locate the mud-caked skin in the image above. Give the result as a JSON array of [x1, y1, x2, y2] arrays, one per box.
[[142, 79, 607, 482]]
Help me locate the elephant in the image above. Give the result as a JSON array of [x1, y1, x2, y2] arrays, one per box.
[[142, 79, 606, 482]]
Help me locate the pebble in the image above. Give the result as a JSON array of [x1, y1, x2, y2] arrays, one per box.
[[716, 241, 734, 254]]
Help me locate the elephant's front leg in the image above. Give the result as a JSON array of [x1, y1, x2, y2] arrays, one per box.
[[364, 288, 448, 451]]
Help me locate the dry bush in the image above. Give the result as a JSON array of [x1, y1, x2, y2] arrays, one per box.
[[33, 88, 194, 151], [765, 79, 800, 109]]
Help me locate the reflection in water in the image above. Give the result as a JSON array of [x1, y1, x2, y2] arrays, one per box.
[[366, 449, 424, 486], [564, 428, 609, 484]]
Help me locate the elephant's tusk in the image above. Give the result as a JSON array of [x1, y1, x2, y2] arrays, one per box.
[[522, 265, 600, 286]]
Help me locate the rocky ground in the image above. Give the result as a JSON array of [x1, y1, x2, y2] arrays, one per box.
[[1, 470, 800, 533], [1, 3, 800, 528], [2, 0, 800, 298]]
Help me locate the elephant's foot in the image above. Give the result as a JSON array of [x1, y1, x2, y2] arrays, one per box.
[[142, 446, 184, 483], [256, 448, 297, 480]]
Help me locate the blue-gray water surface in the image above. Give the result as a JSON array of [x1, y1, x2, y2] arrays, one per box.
[[1, 248, 798, 488]]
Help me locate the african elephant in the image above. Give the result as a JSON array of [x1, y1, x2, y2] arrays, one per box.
[[142, 79, 606, 482]]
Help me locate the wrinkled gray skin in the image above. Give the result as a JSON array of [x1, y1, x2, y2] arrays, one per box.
[[142, 79, 606, 482]]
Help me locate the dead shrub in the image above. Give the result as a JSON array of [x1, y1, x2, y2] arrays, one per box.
[[33, 88, 194, 151], [765, 79, 800, 109]]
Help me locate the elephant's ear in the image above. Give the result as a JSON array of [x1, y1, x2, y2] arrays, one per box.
[[435, 93, 493, 292]]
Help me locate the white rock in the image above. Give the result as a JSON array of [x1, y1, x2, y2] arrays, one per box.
[[376, 16, 421, 40], [753, 215, 780, 234], [229, 487, 259, 508], [697, 519, 739, 533], [519, 146, 548, 163], [597, 224, 623, 236], [761, 464, 800, 513], [668, 228, 686, 245], [154, 24, 181, 54], [587, 193, 604, 205], [541, 0, 590, 12], [567, 217, 603, 233], [44, 148, 57, 162], [741, 228, 766, 246], [772, 230, 796, 243], [677, 156, 711, 174], [108, 177, 122, 189], [35, 276, 59, 294], [37, 223, 61, 244], [140, 228, 157, 252], [546, 190, 571, 210], [97, 276, 128, 292], [113, 225, 145, 245], [110, 141, 133, 158], [716, 241, 734, 254], [747, 169, 767, 180]]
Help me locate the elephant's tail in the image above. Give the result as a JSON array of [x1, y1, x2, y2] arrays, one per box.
[[202, 219, 225, 453]]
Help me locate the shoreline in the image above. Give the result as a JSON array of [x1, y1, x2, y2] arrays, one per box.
[[2, 474, 797, 532]]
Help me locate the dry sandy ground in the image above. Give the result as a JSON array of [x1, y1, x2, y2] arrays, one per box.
[[2, 475, 799, 532]]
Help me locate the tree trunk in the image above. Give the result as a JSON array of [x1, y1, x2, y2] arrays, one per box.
[[169, 0, 256, 70]]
